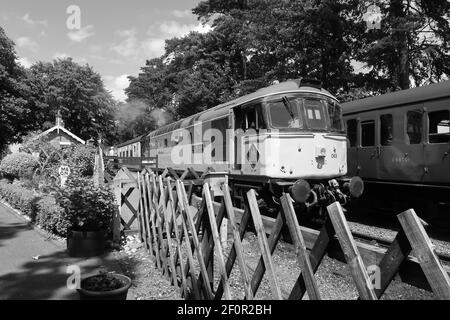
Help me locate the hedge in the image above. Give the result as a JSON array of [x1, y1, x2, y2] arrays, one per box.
[[0, 152, 39, 181], [35, 195, 68, 237], [0, 182, 39, 222], [0, 182, 67, 236]]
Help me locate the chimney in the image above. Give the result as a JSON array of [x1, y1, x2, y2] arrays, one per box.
[[56, 110, 64, 127]]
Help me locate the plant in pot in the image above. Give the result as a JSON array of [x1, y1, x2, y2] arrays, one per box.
[[77, 271, 131, 300], [56, 176, 116, 257]]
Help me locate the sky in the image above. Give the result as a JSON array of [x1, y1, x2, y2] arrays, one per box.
[[0, 0, 211, 101]]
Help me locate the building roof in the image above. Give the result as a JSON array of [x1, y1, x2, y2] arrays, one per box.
[[33, 125, 86, 144], [342, 80, 450, 115]]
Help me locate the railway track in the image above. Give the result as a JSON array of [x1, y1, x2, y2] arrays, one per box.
[[351, 229, 450, 265]]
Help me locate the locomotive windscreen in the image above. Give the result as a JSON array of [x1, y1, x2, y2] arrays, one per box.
[[266, 95, 344, 132]]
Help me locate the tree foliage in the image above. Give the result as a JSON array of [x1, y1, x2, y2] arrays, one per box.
[[125, 0, 450, 122], [0, 27, 29, 153], [24, 58, 118, 144], [0, 25, 118, 151]]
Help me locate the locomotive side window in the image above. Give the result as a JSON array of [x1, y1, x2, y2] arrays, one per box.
[[380, 114, 393, 146], [346, 119, 357, 147], [406, 110, 423, 144], [328, 101, 344, 132], [361, 120, 375, 147], [428, 110, 450, 144]]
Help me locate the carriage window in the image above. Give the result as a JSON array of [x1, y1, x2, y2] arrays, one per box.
[[428, 110, 450, 144], [347, 119, 357, 147], [130, 150, 133, 157], [164, 138, 168, 148], [407, 110, 423, 144], [268, 100, 302, 128], [380, 114, 393, 146], [361, 120, 375, 147]]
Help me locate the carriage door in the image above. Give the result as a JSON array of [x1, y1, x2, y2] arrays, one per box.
[[357, 116, 379, 179], [345, 118, 359, 176], [392, 106, 426, 183], [423, 100, 450, 184]]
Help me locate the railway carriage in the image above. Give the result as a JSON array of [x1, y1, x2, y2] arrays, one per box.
[[115, 79, 363, 216], [342, 81, 450, 220]]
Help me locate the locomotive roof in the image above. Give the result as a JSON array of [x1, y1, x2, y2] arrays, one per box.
[[342, 80, 450, 115], [147, 79, 336, 138]]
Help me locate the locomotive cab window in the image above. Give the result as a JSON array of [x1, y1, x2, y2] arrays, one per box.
[[380, 114, 393, 146], [361, 120, 375, 147], [267, 98, 302, 129], [346, 119, 357, 147], [428, 110, 450, 144], [328, 101, 344, 132], [406, 110, 423, 144], [304, 99, 327, 130]]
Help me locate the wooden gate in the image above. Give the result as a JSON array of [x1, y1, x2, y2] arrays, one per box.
[[129, 168, 450, 300]]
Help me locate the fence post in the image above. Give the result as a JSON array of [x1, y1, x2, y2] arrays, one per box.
[[327, 202, 377, 300], [112, 181, 122, 244], [397, 209, 450, 299]]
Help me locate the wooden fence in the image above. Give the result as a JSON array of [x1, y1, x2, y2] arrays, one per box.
[[112, 167, 450, 300]]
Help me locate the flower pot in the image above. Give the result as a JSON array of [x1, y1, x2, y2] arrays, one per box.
[[77, 274, 131, 300], [67, 229, 106, 258]]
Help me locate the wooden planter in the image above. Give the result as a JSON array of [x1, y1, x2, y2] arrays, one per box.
[[67, 229, 106, 258], [77, 274, 131, 300]]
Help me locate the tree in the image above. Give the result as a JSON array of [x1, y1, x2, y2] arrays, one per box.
[[355, 0, 450, 90], [24, 58, 118, 145], [0, 27, 29, 153]]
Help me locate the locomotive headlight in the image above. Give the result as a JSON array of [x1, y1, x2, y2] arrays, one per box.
[[289, 179, 311, 203], [316, 146, 327, 157], [349, 176, 364, 198]]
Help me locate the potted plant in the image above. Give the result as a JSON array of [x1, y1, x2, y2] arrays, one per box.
[[77, 271, 131, 300], [56, 177, 116, 257]]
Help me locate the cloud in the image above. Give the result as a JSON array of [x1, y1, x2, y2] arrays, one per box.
[[15, 37, 38, 52], [16, 57, 33, 68], [153, 21, 212, 38], [171, 9, 192, 18], [111, 21, 212, 61], [52, 52, 70, 60], [22, 13, 48, 27], [51, 53, 88, 65], [67, 25, 95, 43], [104, 74, 130, 102]]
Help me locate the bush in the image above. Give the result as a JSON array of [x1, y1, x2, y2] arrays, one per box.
[[0, 182, 39, 221], [0, 152, 39, 181], [55, 177, 116, 233], [36, 195, 68, 237], [65, 145, 96, 177]]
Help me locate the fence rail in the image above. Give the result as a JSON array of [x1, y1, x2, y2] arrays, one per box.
[[111, 167, 450, 300]]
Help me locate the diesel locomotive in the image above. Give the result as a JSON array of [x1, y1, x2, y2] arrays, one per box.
[[112, 79, 364, 217]]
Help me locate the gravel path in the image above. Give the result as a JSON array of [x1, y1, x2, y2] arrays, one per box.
[[116, 232, 436, 300]]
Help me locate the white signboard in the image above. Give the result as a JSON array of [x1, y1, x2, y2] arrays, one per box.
[[59, 165, 71, 187]]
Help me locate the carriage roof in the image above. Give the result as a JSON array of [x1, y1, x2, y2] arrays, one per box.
[[342, 80, 450, 115]]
